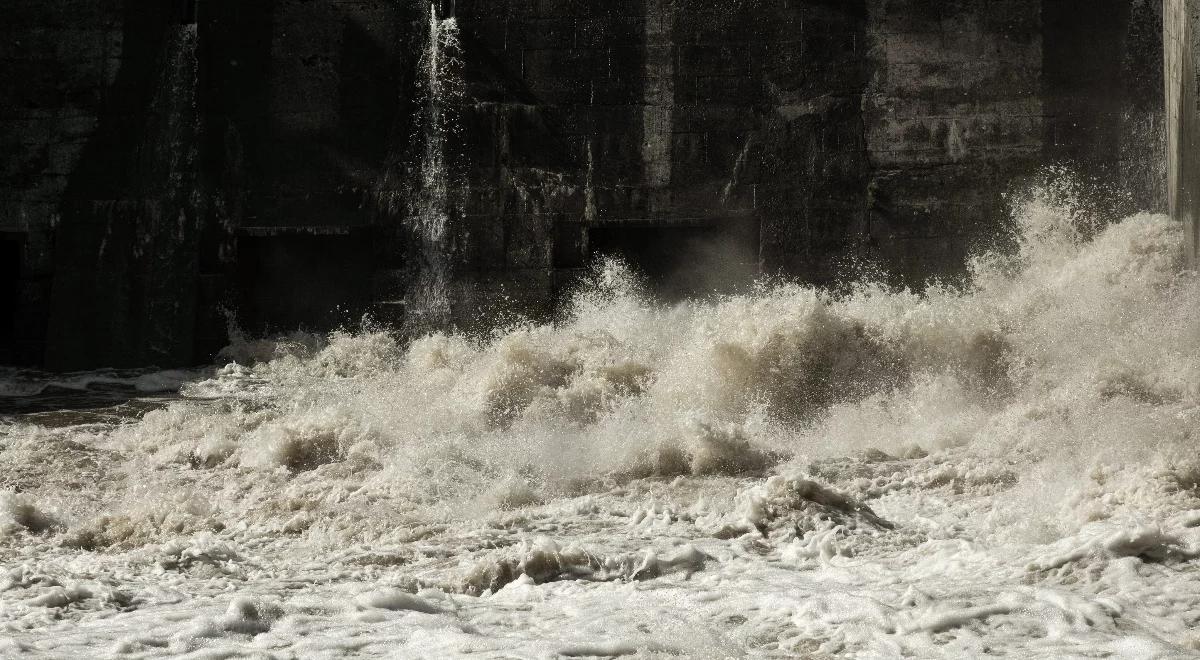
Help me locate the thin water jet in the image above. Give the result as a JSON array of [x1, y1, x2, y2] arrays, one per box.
[[406, 1, 462, 329]]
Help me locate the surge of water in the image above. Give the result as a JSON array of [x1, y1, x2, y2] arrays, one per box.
[[3, 184, 1200, 656]]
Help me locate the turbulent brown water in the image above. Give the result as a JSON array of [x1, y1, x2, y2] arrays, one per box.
[[2, 187, 1200, 658]]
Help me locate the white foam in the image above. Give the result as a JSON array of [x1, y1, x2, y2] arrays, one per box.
[[3, 188, 1200, 656]]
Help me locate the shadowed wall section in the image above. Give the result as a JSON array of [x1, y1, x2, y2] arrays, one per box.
[[865, 0, 1044, 284], [0, 0, 1173, 369], [1044, 0, 1166, 215], [44, 1, 203, 370]]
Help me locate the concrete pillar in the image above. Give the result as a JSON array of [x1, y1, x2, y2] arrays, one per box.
[[641, 0, 675, 215], [1165, 0, 1200, 264]]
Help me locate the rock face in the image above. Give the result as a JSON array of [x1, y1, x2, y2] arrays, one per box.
[[0, 0, 1167, 369]]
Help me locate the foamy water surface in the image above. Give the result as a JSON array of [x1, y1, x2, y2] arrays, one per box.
[[2, 193, 1200, 658]]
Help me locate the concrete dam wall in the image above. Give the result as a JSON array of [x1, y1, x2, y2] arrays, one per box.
[[0, 0, 1169, 370], [1166, 0, 1200, 265]]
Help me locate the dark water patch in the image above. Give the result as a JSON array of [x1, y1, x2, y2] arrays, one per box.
[[0, 367, 204, 418], [1, 397, 177, 425]]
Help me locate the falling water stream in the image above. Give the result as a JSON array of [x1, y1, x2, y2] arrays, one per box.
[[406, 2, 461, 328]]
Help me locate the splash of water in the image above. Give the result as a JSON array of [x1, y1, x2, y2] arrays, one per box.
[[6, 179, 1200, 654], [31, 183, 1185, 528]]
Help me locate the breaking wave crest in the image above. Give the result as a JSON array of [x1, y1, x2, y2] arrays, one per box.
[[5, 183, 1200, 657], [2, 186, 1192, 548]]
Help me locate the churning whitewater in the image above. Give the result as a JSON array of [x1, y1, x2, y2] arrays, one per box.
[[3, 190, 1200, 658]]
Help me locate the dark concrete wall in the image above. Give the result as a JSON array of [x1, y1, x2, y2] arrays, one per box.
[[448, 0, 873, 305], [44, 5, 204, 371], [2, 1, 126, 365], [865, 0, 1043, 283], [4, 0, 423, 367], [1044, 0, 1166, 215], [0, 0, 1171, 369]]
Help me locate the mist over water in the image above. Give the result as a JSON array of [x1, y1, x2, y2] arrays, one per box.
[[4, 181, 1200, 657]]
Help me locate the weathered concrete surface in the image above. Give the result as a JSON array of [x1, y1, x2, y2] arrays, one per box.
[[865, 0, 1044, 283], [1045, 0, 1165, 217], [0, 0, 126, 365], [44, 15, 204, 371], [1165, 0, 1200, 264]]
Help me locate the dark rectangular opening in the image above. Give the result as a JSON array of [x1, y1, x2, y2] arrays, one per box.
[[587, 219, 759, 302], [0, 235, 22, 364], [235, 232, 375, 336]]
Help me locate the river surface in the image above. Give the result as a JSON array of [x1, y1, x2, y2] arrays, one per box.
[[2, 190, 1200, 658]]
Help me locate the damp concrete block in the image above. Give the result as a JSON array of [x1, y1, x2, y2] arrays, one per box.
[[0, 58, 106, 120], [867, 165, 1018, 240], [576, 16, 644, 48], [590, 76, 644, 105], [960, 62, 1042, 100], [0, 0, 1167, 365], [456, 0, 512, 19], [6, 0, 121, 29], [751, 38, 809, 77], [605, 45, 646, 80], [0, 140, 51, 191], [508, 17, 578, 49], [462, 215, 507, 269], [458, 18, 510, 51], [590, 186, 651, 221], [504, 214, 555, 268], [454, 268, 556, 325], [45, 139, 88, 177], [16, 230, 57, 282], [521, 48, 605, 103], [266, 109, 341, 137], [4, 175, 70, 204], [0, 118, 57, 148], [566, 105, 638, 135], [14, 280, 51, 333], [572, 0, 644, 20], [0, 27, 120, 63], [869, 234, 977, 285], [865, 108, 1042, 167], [0, 202, 56, 235], [874, 0, 943, 35], [681, 17, 759, 46], [680, 74, 758, 105], [673, 106, 759, 134], [668, 131, 708, 180], [587, 132, 644, 177], [677, 44, 750, 78]]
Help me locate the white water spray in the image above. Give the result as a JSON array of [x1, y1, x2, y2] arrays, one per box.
[[4, 181, 1200, 656], [408, 2, 461, 327]]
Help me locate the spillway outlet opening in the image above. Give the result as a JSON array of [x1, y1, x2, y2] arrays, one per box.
[[585, 219, 760, 301], [234, 229, 376, 336]]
